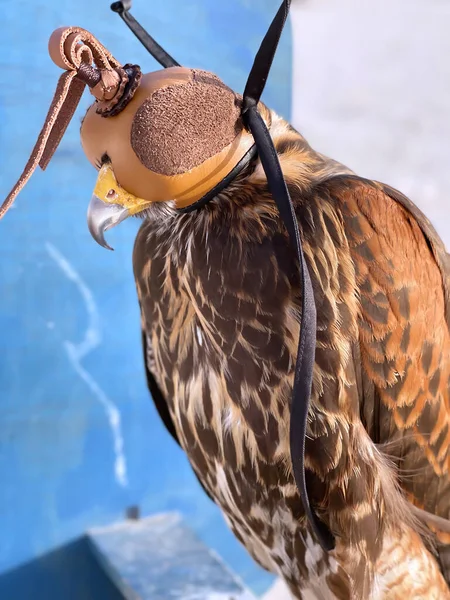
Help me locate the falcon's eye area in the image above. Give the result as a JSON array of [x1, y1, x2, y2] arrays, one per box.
[[95, 153, 111, 170]]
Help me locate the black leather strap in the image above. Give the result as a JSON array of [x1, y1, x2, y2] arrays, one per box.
[[243, 106, 334, 552], [177, 144, 257, 214], [242, 0, 335, 552], [111, 1, 180, 68], [243, 0, 291, 111]]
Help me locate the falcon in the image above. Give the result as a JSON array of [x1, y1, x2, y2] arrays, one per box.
[[2, 2, 450, 598]]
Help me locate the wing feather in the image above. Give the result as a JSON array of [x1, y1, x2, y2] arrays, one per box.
[[323, 174, 450, 576], [141, 326, 181, 447]]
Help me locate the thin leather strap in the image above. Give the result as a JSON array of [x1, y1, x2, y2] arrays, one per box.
[[177, 144, 257, 214], [111, 1, 180, 68], [0, 26, 137, 219], [242, 0, 335, 551], [0, 71, 84, 218]]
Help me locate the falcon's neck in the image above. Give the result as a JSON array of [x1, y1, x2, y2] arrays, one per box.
[[137, 110, 353, 244]]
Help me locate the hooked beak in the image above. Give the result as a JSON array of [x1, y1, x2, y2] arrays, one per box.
[[87, 162, 152, 250], [87, 195, 129, 250]]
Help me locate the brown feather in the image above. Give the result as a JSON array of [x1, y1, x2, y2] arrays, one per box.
[[134, 111, 450, 598]]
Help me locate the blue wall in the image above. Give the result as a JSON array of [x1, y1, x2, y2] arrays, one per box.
[[0, 1, 291, 595]]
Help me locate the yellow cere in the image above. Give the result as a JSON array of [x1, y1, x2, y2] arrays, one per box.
[[93, 163, 151, 215]]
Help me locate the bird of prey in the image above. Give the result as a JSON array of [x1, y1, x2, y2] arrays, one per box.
[[2, 2, 450, 598]]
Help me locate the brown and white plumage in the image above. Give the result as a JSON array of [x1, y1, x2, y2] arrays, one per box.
[[1, 14, 446, 600], [134, 110, 450, 599]]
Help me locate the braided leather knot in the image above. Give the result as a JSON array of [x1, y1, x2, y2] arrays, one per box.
[[48, 26, 141, 116]]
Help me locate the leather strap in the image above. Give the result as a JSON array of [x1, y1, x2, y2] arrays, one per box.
[[111, 1, 180, 68], [177, 144, 257, 214], [242, 0, 335, 551], [0, 26, 138, 220], [242, 0, 291, 113], [0, 71, 85, 218], [243, 105, 334, 552]]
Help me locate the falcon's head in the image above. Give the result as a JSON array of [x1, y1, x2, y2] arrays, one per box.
[[81, 64, 258, 249], [0, 24, 269, 250]]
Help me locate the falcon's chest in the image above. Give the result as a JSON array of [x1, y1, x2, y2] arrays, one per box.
[[136, 215, 301, 461], [134, 206, 355, 597], [143, 307, 331, 589], [135, 215, 311, 565]]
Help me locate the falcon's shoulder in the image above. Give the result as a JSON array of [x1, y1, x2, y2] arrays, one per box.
[[319, 173, 450, 537]]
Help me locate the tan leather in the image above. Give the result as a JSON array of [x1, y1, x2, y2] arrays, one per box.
[[1, 26, 259, 219], [81, 67, 255, 208], [48, 26, 126, 104], [0, 70, 85, 219], [0, 26, 130, 219], [48, 26, 120, 73]]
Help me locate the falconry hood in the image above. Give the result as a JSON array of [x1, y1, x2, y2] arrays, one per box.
[[1, 0, 336, 552]]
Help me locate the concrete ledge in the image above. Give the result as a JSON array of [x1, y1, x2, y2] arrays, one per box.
[[88, 512, 257, 600]]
